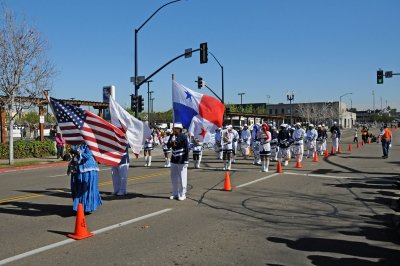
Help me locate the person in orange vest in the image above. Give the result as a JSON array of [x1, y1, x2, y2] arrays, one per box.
[[379, 124, 392, 159]]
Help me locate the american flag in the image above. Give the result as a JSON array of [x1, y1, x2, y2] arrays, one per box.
[[50, 97, 127, 166]]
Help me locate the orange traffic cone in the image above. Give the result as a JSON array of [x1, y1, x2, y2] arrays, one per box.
[[338, 145, 342, 154], [276, 160, 283, 173], [330, 146, 335, 155], [348, 144, 352, 152], [68, 203, 94, 240], [357, 142, 360, 149], [313, 151, 319, 162], [324, 149, 329, 158], [295, 155, 302, 168], [223, 171, 232, 191]]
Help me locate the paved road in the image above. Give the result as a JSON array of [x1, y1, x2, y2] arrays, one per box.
[[0, 129, 399, 265]]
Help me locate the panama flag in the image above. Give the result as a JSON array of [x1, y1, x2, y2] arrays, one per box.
[[172, 80, 224, 141]]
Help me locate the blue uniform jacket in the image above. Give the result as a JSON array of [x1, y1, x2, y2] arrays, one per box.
[[167, 132, 189, 164]]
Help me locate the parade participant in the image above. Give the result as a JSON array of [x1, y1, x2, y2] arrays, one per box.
[[379, 124, 392, 159], [330, 121, 341, 153], [67, 144, 102, 213], [317, 125, 327, 155], [278, 123, 291, 166], [237, 126, 243, 154], [143, 134, 154, 166], [191, 135, 203, 168], [162, 129, 172, 167], [251, 123, 261, 165], [291, 122, 305, 161], [353, 129, 358, 143], [55, 132, 65, 159], [214, 128, 223, 159], [270, 125, 279, 161], [221, 125, 233, 170], [167, 123, 189, 201], [230, 126, 239, 163], [361, 126, 369, 143], [257, 123, 272, 172], [240, 124, 251, 159], [305, 124, 318, 158], [111, 145, 129, 196]]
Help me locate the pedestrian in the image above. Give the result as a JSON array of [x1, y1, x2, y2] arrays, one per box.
[[353, 129, 358, 143], [257, 123, 271, 172], [162, 129, 172, 167], [67, 144, 102, 213], [379, 124, 392, 159], [214, 128, 223, 159], [143, 135, 154, 166], [55, 132, 65, 159], [292, 122, 305, 161], [111, 145, 129, 196], [230, 127, 239, 163], [167, 123, 189, 201], [361, 126, 369, 144]]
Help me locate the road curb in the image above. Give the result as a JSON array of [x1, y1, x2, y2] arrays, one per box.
[[0, 161, 68, 173]]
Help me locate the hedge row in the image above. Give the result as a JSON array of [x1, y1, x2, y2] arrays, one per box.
[[0, 140, 56, 159]]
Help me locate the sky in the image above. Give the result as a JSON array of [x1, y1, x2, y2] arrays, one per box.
[[3, 0, 400, 112]]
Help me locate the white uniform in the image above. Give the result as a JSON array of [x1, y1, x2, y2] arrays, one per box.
[[191, 137, 203, 169], [257, 130, 271, 172], [292, 128, 305, 161], [305, 129, 318, 158], [214, 130, 223, 159], [241, 128, 251, 158], [111, 146, 129, 195], [144, 136, 154, 166], [231, 129, 239, 163], [221, 129, 233, 170], [162, 135, 171, 167]]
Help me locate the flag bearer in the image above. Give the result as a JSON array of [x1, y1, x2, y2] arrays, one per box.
[[167, 123, 189, 201]]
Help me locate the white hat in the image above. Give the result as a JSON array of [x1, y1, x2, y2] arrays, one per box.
[[243, 124, 248, 127], [227, 125, 233, 129], [280, 123, 287, 128], [333, 121, 337, 124], [296, 122, 301, 126], [317, 125, 322, 128], [309, 124, 314, 127], [166, 129, 173, 133], [173, 122, 183, 129]]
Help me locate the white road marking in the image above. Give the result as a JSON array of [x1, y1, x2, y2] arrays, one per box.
[[285, 172, 353, 179], [0, 208, 172, 265], [236, 173, 280, 188]]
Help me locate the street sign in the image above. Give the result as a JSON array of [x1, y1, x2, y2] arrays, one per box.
[[40, 116, 45, 123], [385, 71, 393, 78], [185, 48, 192, 58], [130, 76, 145, 85]]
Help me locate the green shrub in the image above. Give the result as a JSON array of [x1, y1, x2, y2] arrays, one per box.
[[0, 140, 56, 159]]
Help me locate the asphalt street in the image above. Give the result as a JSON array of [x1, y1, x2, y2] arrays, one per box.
[[0, 129, 400, 265]]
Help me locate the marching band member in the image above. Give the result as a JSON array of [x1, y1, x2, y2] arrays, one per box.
[[191, 135, 203, 169], [143, 134, 154, 166], [167, 123, 189, 201], [251, 123, 261, 165], [278, 123, 291, 166], [292, 122, 305, 162], [257, 123, 272, 172], [162, 129, 172, 167], [270, 125, 279, 161], [221, 125, 233, 170], [305, 124, 318, 158], [214, 128, 223, 159], [330, 121, 341, 153], [230, 126, 239, 163], [317, 125, 327, 155], [240, 124, 251, 159]]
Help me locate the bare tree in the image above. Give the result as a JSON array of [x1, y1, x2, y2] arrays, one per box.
[[0, 7, 56, 164]]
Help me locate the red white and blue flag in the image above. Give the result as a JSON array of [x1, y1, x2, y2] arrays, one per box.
[[49, 97, 127, 166], [172, 80, 224, 141]]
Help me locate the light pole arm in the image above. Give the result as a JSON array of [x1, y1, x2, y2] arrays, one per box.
[[136, 0, 182, 33], [208, 51, 224, 104]]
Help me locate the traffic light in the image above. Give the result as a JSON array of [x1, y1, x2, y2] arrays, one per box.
[[138, 95, 145, 113], [130, 95, 138, 112], [200, 42, 208, 64], [377, 70, 384, 84], [197, 76, 204, 89]]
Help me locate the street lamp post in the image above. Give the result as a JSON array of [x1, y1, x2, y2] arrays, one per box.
[[286, 91, 294, 125], [238, 93, 245, 127], [134, 0, 182, 118], [146, 80, 153, 125], [339, 92, 352, 128]]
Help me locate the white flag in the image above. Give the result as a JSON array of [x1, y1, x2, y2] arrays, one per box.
[[188, 115, 217, 143], [109, 97, 151, 156]]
